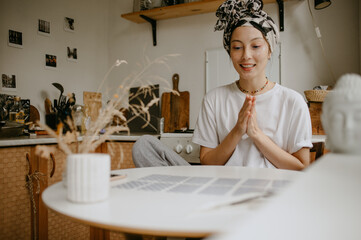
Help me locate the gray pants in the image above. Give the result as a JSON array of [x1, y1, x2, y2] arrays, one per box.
[[132, 135, 190, 167]]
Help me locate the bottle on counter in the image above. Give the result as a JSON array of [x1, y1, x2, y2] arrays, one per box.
[[9, 96, 25, 124], [81, 105, 91, 135], [72, 105, 84, 132]]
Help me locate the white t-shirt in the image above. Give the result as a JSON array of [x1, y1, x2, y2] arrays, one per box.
[[192, 81, 313, 168]]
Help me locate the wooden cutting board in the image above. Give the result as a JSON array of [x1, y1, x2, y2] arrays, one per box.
[[161, 74, 189, 133]]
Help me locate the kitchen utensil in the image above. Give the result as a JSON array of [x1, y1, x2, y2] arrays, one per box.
[[62, 93, 76, 119], [70, 93, 76, 106], [161, 73, 189, 132], [52, 82, 64, 108], [59, 95, 67, 109], [44, 98, 52, 114], [53, 99, 57, 111], [66, 93, 76, 107]]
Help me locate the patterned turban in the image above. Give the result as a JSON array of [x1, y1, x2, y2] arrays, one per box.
[[214, 0, 280, 54]]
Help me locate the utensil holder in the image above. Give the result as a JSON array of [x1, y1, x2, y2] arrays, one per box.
[[45, 113, 58, 130]]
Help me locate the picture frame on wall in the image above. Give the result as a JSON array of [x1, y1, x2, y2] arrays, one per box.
[[8, 30, 23, 48], [67, 47, 78, 62], [45, 54, 57, 69], [1, 74, 17, 92], [64, 17, 75, 32], [38, 19, 51, 36]]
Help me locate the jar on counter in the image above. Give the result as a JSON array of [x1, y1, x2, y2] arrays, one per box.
[[9, 96, 25, 124], [73, 105, 84, 132], [164, 0, 184, 5]]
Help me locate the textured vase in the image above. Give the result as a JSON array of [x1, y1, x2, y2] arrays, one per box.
[[66, 153, 110, 203]]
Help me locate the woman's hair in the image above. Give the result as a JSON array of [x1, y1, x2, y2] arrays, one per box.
[[214, 0, 279, 54]]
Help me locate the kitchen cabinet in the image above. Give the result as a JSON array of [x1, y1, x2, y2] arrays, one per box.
[[0, 140, 136, 240], [308, 102, 325, 135], [35, 144, 90, 240], [0, 146, 32, 240], [121, 0, 285, 45]]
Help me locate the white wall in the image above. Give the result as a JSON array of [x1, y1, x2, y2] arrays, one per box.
[[108, 0, 359, 128], [1, 0, 359, 128], [0, 0, 109, 122], [282, 0, 360, 91]]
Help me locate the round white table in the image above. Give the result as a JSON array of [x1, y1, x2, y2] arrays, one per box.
[[42, 166, 301, 238]]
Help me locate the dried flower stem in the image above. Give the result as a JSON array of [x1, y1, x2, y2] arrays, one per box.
[[36, 120, 72, 155], [36, 54, 180, 156]]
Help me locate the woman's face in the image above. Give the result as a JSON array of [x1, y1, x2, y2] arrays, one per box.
[[230, 26, 270, 81]]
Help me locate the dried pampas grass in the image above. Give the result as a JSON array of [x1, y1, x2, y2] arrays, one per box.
[[36, 54, 180, 157]]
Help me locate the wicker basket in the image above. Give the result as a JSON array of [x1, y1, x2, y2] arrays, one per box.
[[304, 90, 329, 102]]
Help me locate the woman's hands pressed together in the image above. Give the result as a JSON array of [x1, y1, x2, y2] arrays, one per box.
[[238, 95, 310, 170], [235, 95, 258, 138], [245, 95, 261, 139], [200, 95, 258, 165]]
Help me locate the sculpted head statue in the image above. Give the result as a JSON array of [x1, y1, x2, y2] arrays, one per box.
[[321, 73, 361, 154]]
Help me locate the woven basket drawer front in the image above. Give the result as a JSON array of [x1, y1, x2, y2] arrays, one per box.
[[0, 147, 32, 240], [110, 231, 127, 240], [106, 142, 136, 170], [48, 209, 90, 240], [106, 142, 136, 240]]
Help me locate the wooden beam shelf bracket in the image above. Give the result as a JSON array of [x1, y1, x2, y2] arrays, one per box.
[[276, 0, 284, 32], [140, 15, 157, 46]]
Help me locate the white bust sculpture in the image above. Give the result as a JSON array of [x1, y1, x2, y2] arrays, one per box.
[[321, 73, 361, 154]]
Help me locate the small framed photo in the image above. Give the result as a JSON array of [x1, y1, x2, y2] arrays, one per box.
[[64, 17, 75, 32], [67, 47, 78, 62], [8, 30, 23, 48], [38, 19, 51, 36], [1, 74, 17, 91], [45, 54, 57, 69]]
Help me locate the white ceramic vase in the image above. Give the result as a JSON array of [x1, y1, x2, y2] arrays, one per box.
[[66, 153, 110, 203]]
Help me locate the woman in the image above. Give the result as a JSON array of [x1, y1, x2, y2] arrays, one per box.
[[132, 0, 312, 170]]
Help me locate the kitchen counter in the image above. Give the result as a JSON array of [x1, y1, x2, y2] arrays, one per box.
[[0, 133, 326, 148], [0, 132, 159, 147]]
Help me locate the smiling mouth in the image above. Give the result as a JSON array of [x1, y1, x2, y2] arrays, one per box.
[[240, 64, 256, 70]]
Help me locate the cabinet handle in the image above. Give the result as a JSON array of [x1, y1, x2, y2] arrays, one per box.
[[49, 153, 56, 178], [26, 153, 32, 177]]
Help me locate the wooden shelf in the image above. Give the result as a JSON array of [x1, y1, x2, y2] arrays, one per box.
[[121, 0, 280, 23], [121, 0, 285, 46]]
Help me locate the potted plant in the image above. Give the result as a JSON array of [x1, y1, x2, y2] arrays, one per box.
[[35, 55, 179, 203]]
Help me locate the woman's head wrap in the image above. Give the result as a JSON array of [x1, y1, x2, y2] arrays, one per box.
[[214, 0, 280, 54]]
